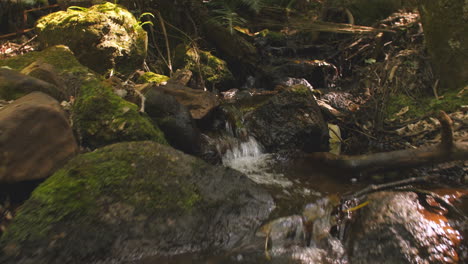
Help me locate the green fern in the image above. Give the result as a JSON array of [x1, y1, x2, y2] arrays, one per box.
[[206, 0, 263, 33], [209, 3, 247, 34]]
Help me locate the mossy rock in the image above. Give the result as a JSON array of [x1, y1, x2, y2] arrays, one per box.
[[0, 141, 274, 263], [35, 2, 147, 75], [174, 45, 234, 90], [0, 45, 166, 148], [137, 72, 169, 85]]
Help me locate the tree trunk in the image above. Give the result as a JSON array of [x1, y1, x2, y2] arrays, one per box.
[[418, 0, 468, 91]]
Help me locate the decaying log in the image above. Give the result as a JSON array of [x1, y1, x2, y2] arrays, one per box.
[[308, 111, 468, 173]]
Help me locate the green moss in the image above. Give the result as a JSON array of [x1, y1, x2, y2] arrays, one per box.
[[74, 79, 167, 148], [35, 2, 147, 74], [385, 89, 466, 119], [0, 46, 167, 148], [176, 46, 234, 89], [137, 72, 169, 84], [0, 45, 81, 72], [1, 142, 201, 246], [290, 84, 311, 95]]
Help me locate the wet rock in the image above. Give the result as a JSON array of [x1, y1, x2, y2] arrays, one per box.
[[0, 141, 274, 263], [0, 92, 78, 183], [36, 2, 147, 75], [0, 68, 65, 101], [0, 45, 167, 149], [246, 84, 329, 153], [145, 86, 202, 155], [152, 82, 220, 120], [346, 191, 463, 264]]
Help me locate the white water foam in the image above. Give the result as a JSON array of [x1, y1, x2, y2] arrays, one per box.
[[222, 137, 293, 187]]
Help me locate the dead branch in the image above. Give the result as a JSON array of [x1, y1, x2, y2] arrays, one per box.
[[307, 111, 468, 173]]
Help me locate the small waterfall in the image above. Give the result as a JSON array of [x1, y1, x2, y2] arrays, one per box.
[[221, 136, 293, 187]]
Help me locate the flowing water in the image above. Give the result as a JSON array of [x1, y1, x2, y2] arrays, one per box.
[[138, 114, 466, 264]]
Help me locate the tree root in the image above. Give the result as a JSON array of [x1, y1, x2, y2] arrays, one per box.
[[307, 111, 468, 173]]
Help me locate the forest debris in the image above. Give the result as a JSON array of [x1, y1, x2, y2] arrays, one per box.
[[290, 20, 395, 34], [307, 111, 468, 173]]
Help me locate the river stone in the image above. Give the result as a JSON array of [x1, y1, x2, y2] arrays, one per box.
[[0, 92, 78, 183], [35, 2, 147, 75], [20, 61, 68, 99], [346, 191, 463, 264], [0, 68, 65, 101], [151, 82, 220, 120], [145, 86, 203, 155], [0, 141, 274, 263], [246, 84, 329, 152]]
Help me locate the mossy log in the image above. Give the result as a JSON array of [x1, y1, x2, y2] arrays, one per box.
[[307, 111, 468, 173]]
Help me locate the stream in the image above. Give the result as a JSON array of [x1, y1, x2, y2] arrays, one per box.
[[134, 107, 467, 264], [136, 115, 367, 264]]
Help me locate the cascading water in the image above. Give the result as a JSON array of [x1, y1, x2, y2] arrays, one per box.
[[221, 135, 293, 187]]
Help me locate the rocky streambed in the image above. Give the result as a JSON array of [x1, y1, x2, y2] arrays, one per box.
[[0, 2, 466, 264]]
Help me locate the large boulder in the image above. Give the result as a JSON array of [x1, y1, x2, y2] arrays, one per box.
[[0, 68, 65, 101], [0, 141, 274, 263], [35, 2, 147, 75], [246, 84, 329, 152], [152, 82, 220, 120], [0, 92, 77, 183], [0, 45, 167, 149], [346, 191, 464, 264]]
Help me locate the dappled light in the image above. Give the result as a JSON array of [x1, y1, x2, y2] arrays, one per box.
[[0, 0, 466, 263]]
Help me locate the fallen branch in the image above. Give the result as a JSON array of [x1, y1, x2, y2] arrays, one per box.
[[307, 111, 468, 173]]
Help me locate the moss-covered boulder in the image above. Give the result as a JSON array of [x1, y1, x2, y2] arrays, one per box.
[[174, 45, 234, 90], [0, 45, 166, 149], [35, 2, 147, 75], [0, 141, 274, 263]]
